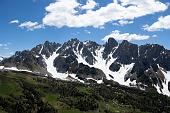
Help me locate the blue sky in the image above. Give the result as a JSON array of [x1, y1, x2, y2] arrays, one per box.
[[0, 0, 170, 57]]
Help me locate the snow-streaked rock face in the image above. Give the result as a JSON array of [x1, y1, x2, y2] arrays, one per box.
[[0, 57, 3, 61], [1, 38, 170, 96], [156, 70, 170, 96], [43, 51, 62, 78], [163, 71, 170, 96]]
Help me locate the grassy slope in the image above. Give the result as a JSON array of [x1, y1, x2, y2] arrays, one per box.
[[0, 71, 170, 113]]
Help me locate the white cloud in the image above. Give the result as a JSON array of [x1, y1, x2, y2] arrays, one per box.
[[84, 30, 91, 34], [113, 20, 134, 26], [9, 20, 19, 24], [118, 20, 133, 26], [152, 34, 157, 38], [71, 31, 80, 36], [0, 43, 10, 47], [81, 0, 97, 10], [42, 0, 168, 28], [9, 52, 14, 55], [0, 42, 11, 51], [9, 19, 44, 31], [143, 15, 170, 31], [19, 21, 44, 31], [102, 30, 150, 41]]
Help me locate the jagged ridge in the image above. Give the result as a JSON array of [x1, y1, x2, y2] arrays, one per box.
[[0, 38, 170, 96]]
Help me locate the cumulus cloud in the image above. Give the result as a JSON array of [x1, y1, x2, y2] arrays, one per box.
[[19, 21, 44, 31], [143, 15, 170, 31], [81, 0, 97, 10], [42, 0, 168, 28], [9, 19, 43, 31], [102, 30, 150, 41], [9, 20, 19, 24]]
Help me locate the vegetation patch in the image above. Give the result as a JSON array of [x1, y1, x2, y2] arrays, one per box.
[[0, 71, 170, 113]]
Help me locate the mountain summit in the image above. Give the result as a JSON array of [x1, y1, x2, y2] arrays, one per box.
[[0, 38, 170, 96]]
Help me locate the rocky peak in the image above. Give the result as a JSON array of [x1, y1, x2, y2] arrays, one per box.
[[83, 40, 99, 46], [43, 41, 61, 51], [121, 40, 129, 44], [57, 39, 99, 65], [113, 40, 138, 64], [83, 40, 100, 56], [0, 49, 47, 71], [120, 40, 138, 48], [31, 41, 61, 58], [107, 38, 118, 47], [119, 40, 138, 52], [44, 40, 51, 46], [70, 38, 79, 42], [139, 44, 165, 57], [60, 38, 80, 50], [103, 38, 118, 59], [57, 38, 80, 57], [14, 50, 30, 57], [66, 38, 80, 45]]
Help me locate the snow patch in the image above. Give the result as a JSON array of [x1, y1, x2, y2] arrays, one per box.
[[160, 70, 170, 96], [93, 47, 136, 86], [0, 66, 4, 70], [93, 47, 117, 80], [39, 45, 43, 54], [0, 66, 32, 73], [35, 55, 40, 58], [68, 73, 84, 83], [43, 47, 76, 80], [73, 46, 135, 86], [154, 84, 162, 94], [4, 67, 20, 71], [86, 78, 103, 84], [74, 46, 91, 66], [109, 63, 135, 86], [154, 65, 170, 96], [53, 72, 69, 80], [43, 52, 61, 78]]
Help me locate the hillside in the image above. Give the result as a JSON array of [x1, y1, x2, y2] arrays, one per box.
[[0, 70, 170, 113]]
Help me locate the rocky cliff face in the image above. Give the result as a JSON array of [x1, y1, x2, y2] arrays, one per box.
[[1, 38, 170, 96]]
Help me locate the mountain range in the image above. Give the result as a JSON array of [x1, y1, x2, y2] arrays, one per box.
[[0, 38, 170, 96]]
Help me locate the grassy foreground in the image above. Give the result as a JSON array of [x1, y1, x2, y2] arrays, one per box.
[[0, 71, 170, 113]]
